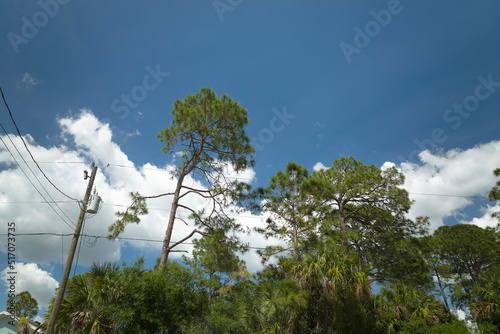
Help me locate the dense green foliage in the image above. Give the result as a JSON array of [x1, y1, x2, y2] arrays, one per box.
[[43, 162, 500, 333], [53, 90, 500, 333]]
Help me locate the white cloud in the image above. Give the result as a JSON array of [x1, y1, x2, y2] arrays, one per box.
[[309, 144, 500, 233], [395, 141, 500, 230], [125, 129, 141, 137], [313, 162, 327, 171], [0, 110, 271, 301], [452, 309, 466, 321], [466, 204, 499, 229], [381, 161, 395, 171], [1, 262, 58, 313], [221, 161, 256, 184], [17, 73, 45, 92]]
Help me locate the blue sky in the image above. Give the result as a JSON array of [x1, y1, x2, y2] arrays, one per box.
[[1, 0, 500, 320]]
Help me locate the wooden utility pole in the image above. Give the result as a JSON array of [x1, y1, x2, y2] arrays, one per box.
[[46, 163, 98, 334]]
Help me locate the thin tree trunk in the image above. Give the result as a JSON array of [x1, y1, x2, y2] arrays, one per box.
[[338, 202, 346, 235], [338, 201, 348, 251], [159, 138, 204, 268], [434, 268, 450, 312], [159, 173, 186, 267]]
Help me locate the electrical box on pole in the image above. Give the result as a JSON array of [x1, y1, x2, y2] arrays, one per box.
[[87, 190, 101, 214]]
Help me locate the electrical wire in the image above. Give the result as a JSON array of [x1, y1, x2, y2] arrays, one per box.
[[0, 126, 75, 230], [73, 217, 86, 275], [61, 235, 64, 277], [0, 200, 75, 204], [0, 161, 86, 164], [408, 192, 488, 199], [0, 161, 492, 201], [0, 88, 78, 229], [0, 190, 491, 209], [0, 226, 495, 245], [0, 87, 79, 202], [0, 232, 263, 250], [0, 230, 496, 266]]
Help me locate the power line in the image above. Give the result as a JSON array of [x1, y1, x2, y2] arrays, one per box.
[[0, 191, 491, 207], [73, 216, 86, 275], [0, 87, 79, 202], [0, 159, 255, 181], [1, 230, 496, 256], [0, 200, 75, 204], [0, 200, 493, 222], [0, 162, 492, 200], [408, 192, 488, 199], [61, 236, 64, 277], [0, 232, 264, 249], [0, 123, 75, 230], [0, 161, 86, 164]]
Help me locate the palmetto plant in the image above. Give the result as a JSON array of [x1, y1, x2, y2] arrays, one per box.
[[294, 252, 371, 301], [292, 249, 372, 333], [377, 283, 448, 332], [470, 265, 500, 329], [238, 279, 307, 334], [43, 263, 120, 334]]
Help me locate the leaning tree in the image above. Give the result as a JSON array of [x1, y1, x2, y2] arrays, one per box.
[[109, 87, 255, 267]]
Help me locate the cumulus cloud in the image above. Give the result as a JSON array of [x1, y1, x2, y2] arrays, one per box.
[[220, 161, 256, 184], [1, 262, 58, 320], [465, 204, 499, 229], [397, 141, 500, 230], [312, 142, 500, 232], [381, 161, 396, 171], [313, 162, 327, 171], [0, 110, 270, 297]]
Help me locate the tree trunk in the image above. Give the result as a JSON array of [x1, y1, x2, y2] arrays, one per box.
[[338, 201, 348, 250], [434, 268, 450, 312], [159, 173, 186, 268]]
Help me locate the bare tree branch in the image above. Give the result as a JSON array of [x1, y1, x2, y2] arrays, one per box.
[[169, 229, 211, 250]]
